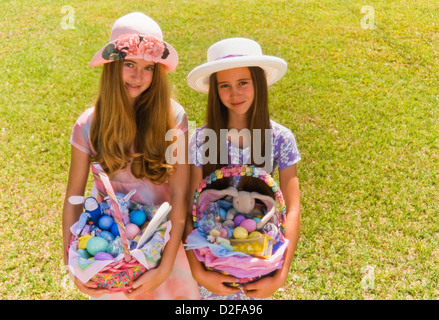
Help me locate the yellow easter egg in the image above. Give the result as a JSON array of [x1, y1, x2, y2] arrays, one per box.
[[209, 229, 221, 238], [248, 231, 262, 238], [233, 227, 248, 239], [78, 234, 92, 250]]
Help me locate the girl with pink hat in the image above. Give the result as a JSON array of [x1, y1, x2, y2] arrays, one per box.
[[184, 37, 301, 299], [62, 12, 200, 300]]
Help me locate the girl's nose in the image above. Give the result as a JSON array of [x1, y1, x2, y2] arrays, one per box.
[[230, 85, 240, 97], [131, 68, 142, 80]]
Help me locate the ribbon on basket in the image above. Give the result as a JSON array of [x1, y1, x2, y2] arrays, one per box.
[[90, 162, 131, 261]]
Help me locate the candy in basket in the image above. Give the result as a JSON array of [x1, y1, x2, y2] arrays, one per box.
[[67, 162, 172, 292], [185, 165, 289, 287]]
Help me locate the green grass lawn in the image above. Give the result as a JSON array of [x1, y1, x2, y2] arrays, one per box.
[[0, 0, 438, 299]]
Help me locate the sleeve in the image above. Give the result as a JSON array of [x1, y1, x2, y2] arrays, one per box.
[[189, 127, 204, 168], [274, 125, 301, 171], [171, 99, 188, 133], [69, 108, 94, 155]]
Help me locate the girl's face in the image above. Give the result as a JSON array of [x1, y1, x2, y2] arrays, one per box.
[[122, 58, 155, 102], [216, 67, 255, 118]]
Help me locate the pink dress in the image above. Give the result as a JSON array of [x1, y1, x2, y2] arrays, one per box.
[[69, 100, 200, 300]]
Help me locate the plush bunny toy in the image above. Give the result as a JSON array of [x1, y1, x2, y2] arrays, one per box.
[[198, 187, 276, 229]]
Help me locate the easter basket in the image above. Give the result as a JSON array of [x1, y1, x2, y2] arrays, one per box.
[[67, 162, 172, 292], [185, 165, 288, 287]]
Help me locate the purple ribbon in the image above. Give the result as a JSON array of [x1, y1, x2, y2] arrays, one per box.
[[216, 54, 244, 61]]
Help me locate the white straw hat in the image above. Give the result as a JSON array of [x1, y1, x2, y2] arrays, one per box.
[[187, 37, 287, 93]]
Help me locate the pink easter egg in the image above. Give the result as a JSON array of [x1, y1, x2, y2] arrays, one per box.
[[219, 228, 228, 238], [125, 223, 140, 240], [240, 219, 257, 233], [234, 215, 246, 227], [94, 252, 114, 261]]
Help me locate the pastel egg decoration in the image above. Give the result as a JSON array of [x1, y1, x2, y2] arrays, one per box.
[[110, 222, 120, 237], [219, 208, 227, 221], [129, 210, 147, 227], [77, 248, 91, 259], [98, 215, 114, 230], [240, 219, 257, 233], [219, 227, 228, 238], [248, 231, 263, 238], [233, 226, 248, 239], [107, 237, 124, 257], [86, 236, 109, 256], [94, 252, 114, 261], [234, 215, 246, 227], [125, 223, 140, 240], [78, 234, 92, 250], [98, 230, 115, 242]]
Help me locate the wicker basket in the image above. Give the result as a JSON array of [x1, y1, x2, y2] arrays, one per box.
[[189, 164, 287, 287], [67, 162, 152, 292]]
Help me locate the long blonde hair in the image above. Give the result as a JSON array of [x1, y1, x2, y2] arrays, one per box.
[[90, 61, 175, 184]]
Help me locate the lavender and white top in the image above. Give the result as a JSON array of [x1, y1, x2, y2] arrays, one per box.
[[189, 120, 301, 174]]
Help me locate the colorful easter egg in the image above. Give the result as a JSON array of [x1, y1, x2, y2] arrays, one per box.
[[219, 227, 228, 238], [110, 222, 120, 237], [248, 231, 263, 238], [86, 237, 109, 256], [209, 229, 221, 238], [129, 210, 147, 227], [125, 223, 140, 240], [234, 215, 246, 227], [98, 215, 114, 230], [233, 226, 248, 239], [98, 230, 115, 242], [219, 208, 227, 221], [78, 234, 92, 250], [94, 252, 114, 261], [76, 248, 91, 259], [240, 219, 257, 233]]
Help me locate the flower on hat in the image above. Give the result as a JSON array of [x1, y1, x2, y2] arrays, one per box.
[[102, 34, 169, 62], [116, 34, 141, 56]]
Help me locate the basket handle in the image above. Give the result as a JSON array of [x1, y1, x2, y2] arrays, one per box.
[[191, 165, 286, 231], [91, 162, 131, 261]]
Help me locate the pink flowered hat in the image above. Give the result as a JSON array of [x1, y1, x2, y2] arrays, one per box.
[[90, 12, 178, 72]]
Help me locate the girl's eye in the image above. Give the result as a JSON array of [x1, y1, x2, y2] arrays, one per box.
[[218, 83, 230, 89], [145, 65, 155, 71], [239, 81, 249, 86], [124, 62, 134, 68]]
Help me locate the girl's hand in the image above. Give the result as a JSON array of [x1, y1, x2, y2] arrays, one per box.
[[123, 267, 169, 299], [73, 276, 111, 298], [242, 273, 284, 299], [194, 268, 241, 296]]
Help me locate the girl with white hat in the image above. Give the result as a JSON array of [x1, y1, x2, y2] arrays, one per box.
[[185, 37, 301, 299], [62, 12, 200, 300]]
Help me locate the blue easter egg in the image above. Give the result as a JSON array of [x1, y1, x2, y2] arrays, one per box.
[[76, 248, 91, 259], [86, 237, 109, 256], [98, 230, 115, 242], [110, 222, 120, 237], [98, 215, 114, 230], [219, 208, 227, 221], [129, 210, 147, 227]]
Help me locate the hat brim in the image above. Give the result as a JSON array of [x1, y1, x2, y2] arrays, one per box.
[[89, 38, 178, 72], [187, 55, 287, 93]]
